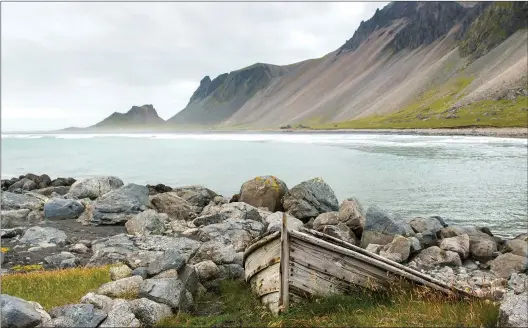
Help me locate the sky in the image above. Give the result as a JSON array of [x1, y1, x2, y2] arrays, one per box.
[[1, 1, 387, 132]]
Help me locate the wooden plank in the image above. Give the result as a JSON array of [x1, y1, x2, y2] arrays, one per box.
[[244, 231, 280, 260], [289, 229, 458, 297], [278, 212, 290, 313], [289, 263, 351, 296], [244, 237, 281, 281], [249, 262, 280, 297]]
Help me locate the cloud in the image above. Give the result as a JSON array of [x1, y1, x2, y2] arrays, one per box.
[[1, 1, 387, 132]]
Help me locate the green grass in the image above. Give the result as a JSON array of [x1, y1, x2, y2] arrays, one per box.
[[158, 280, 499, 328], [1, 266, 112, 311]]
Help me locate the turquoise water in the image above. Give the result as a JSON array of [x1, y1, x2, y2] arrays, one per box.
[[2, 133, 527, 237]]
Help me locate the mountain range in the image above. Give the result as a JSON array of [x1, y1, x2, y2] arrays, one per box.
[[85, 1, 528, 131]]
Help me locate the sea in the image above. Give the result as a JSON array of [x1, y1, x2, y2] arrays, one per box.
[[2, 132, 527, 238]]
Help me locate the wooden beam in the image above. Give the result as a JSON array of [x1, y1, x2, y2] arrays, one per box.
[[278, 212, 290, 313]]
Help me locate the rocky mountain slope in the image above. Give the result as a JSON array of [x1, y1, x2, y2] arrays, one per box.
[[93, 104, 165, 129], [168, 1, 528, 129]]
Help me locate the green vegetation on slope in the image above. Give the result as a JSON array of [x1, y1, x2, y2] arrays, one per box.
[[159, 280, 498, 327], [1, 266, 111, 311], [311, 76, 528, 130]]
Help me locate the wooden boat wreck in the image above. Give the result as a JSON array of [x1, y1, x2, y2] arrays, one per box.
[[243, 213, 477, 315]]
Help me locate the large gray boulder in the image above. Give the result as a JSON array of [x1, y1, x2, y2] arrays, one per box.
[[49, 304, 106, 327], [412, 246, 462, 267], [238, 176, 288, 212], [125, 210, 167, 235], [321, 223, 358, 245], [313, 212, 339, 231], [282, 177, 339, 222], [19, 226, 67, 245], [407, 216, 446, 234], [43, 199, 84, 220], [32, 186, 70, 197], [194, 260, 220, 282], [440, 234, 470, 259], [8, 178, 38, 192], [439, 225, 497, 261], [190, 241, 239, 265], [97, 276, 143, 298], [489, 253, 528, 279], [147, 249, 187, 276], [99, 300, 140, 328], [91, 184, 149, 225], [88, 234, 138, 267], [44, 252, 78, 268], [360, 205, 414, 248], [139, 278, 190, 310], [171, 185, 217, 210], [0, 294, 44, 328], [80, 293, 114, 313], [150, 192, 195, 221], [379, 235, 411, 263], [504, 239, 528, 257], [1, 209, 31, 228], [1, 192, 44, 211], [67, 176, 124, 200], [338, 198, 365, 236], [265, 211, 303, 232], [498, 293, 528, 327], [126, 251, 164, 269], [128, 298, 173, 326]]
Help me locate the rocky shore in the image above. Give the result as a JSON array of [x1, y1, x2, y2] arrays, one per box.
[[1, 174, 527, 327]]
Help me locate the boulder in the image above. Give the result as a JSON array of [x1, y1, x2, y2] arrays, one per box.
[[131, 267, 149, 279], [32, 186, 70, 197], [97, 276, 143, 298], [133, 234, 201, 257], [43, 199, 84, 220], [44, 252, 77, 268], [407, 216, 445, 234], [49, 177, 75, 187], [8, 178, 38, 192], [153, 269, 178, 279], [504, 239, 528, 257], [192, 213, 225, 227], [171, 185, 218, 212], [360, 205, 414, 248], [412, 246, 462, 267], [19, 226, 67, 245], [1, 227, 26, 238], [338, 198, 365, 236], [126, 251, 164, 269], [194, 260, 220, 282], [265, 211, 303, 232], [129, 298, 173, 326], [508, 273, 528, 295], [408, 236, 422, 254], [489, 253, 528, 279], [48, 304, 106, 328], [70, 243, 89, 254], [282, 177, 339, 221], [321, 223, 358, 245], [379, 235, 411, 263], [125, 210, 167, 235], [91, 184, 149, 225], [150, 192, 195, 221], [470, 237, 498, 262], [415, 231, 439, 248], [190, 241, 239, 265], [1, 192, 44, 211], [139, 278, 190, 310], [238, 176, 288, 212], [365, 244, 383, 254], [147, 249, 187, 276], [99, 300, 141, 328], [313, 212, 339, 230], [498, 293, 528, 327], [88, 234, 138, 267], [110, 265, 133, 281], [67, 176, 124, 200], [0, 294, 44, 328], [1, 209, 31, 228], [179, 265, 199, 296], [80, 293, 114, 313], [440, 234, 470, 259]]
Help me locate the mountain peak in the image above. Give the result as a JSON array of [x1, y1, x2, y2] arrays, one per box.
[[93, 104, 165, 129]]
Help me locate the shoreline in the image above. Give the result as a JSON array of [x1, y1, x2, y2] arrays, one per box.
[[2, 127, 527, 139]]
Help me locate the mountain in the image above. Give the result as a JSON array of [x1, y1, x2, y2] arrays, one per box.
[[93, 104, 165, 129], [168, 1, 528, 129]]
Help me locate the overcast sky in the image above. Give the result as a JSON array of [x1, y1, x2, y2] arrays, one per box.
[[2, 1, 387, 132]]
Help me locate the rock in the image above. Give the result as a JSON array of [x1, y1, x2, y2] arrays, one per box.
[[514, 233, 528, 242], [139, 278, 189, 310], [321, 223, 358, 245], [146, 183, 172, 195], [498, 293, 528, 327], [192, 213, 225, 227], [49, 304, 106, 328], [19, 226, 67, 245], [360, 205, 414, 248], [26, 211, 44, 224], [365, 244, 383, 254], [43, 199, 84, 220], [49, 177, 74, 187], [0, 294, 43, 328], [171, 185, 218, 212], [1, 209, 31, 228], [99, 300, 141, 328], [408, 236, 422, 254], [415, 231, 438, 248], [125, 210, 167, 235], [265, 211, 303, 232], [412, 246, 462, 267], [238, 176, 288, 212], [68, 176, 124, 200], [440, 234, 470, 259], [508, 273, 528, 294], [313, 212, 339, 231], [147, 249, 186, 276], [194, 260, 220, 282], [408, 216, 445, 234], [133, 234, 201, 256], [98, 276, 143, 298], [1, 192, 44, 211], [70, 243, 89, 254], [28, 301, 51, 326], [78, 239, 91, 248], [282, 177, 339, 221], [218, 264, 245, 280], [80, 293, 114, 313], [129, 298, 173, 326], [1, 227, 26, 238], [489, 253, 528, 279], [178, 265, 199, 296], [44, 252, 77, 268], [337, 198, 365, 236], [126, 251, 163, 269], [470, 237, 498, 262], [463, 259, 479, 270], [88, 234, 138, 267], [8, 178, 38, 192], [131, 267, 149, 279], [91, 184, 150, 225], [150, 192, 195, 221], [379, 235, 411, 263], [110, 265, 133, 281], [191, 241, 238, 265], [32, 186, 70, 197], [504, 239, 528, 257], [153, 269, 178, 279]]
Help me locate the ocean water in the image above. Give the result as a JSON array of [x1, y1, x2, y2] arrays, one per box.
[[2, 132, 527, 237]]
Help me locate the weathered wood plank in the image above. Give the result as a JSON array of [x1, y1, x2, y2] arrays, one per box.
[[244, 237, 281, 281], [278, 213, 290, 313], [244, 231, 280, 260], [249, 262, 280, 297], [289, 263, 352, 296]]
